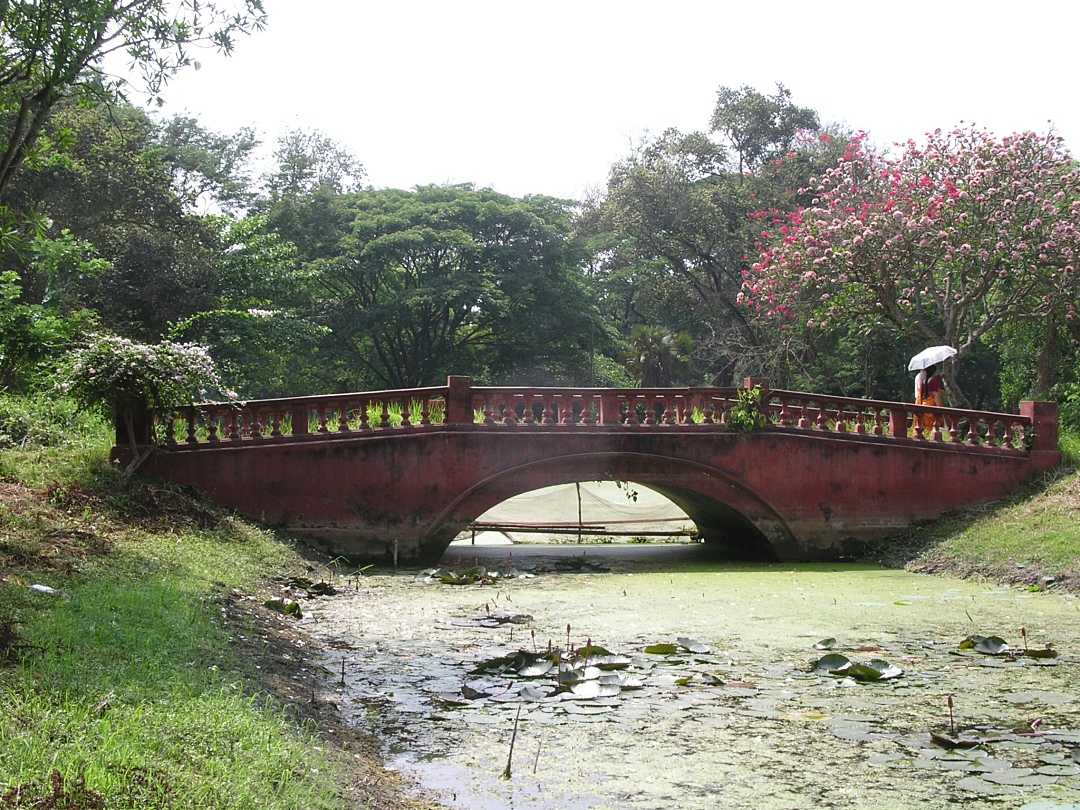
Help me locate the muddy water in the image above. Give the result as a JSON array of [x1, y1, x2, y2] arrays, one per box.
[[302, 547, 1080, 809]]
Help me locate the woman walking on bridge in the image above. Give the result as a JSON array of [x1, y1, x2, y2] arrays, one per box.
[[913, 364, 946, 435]]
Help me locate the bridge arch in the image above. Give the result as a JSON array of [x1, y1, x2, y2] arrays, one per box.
[[423, 451, 797, 562]]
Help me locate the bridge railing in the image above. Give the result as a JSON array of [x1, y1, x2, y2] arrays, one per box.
[[143, 375, 1055, 457], [469, 385, 740, 427], [151, 386, 449, 448], [762, 389, 1033, 453]]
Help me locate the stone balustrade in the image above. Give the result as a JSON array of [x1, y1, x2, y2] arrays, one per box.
[[141, 376, 1053, 457]]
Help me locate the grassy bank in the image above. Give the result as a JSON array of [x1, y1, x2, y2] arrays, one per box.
[[0, 411, 421, 808], [867, 431, 1080, 590]]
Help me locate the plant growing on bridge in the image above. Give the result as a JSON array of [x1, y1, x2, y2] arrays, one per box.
[[60, 334, 229, 456], [728, 386, 767, 432]]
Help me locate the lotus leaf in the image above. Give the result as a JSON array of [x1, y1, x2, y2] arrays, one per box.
[[643, 643, 679, 655], [677, 637, 712, 654], [811, 653, 852, 674], [959, 635, 1009, 655]]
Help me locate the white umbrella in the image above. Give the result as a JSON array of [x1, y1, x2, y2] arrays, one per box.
[[908, 345, 957, 372]]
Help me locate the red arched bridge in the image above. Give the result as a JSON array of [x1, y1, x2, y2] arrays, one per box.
[[118, 377, 1061, 564]]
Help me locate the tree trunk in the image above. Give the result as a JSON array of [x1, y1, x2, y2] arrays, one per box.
[[1034, 312, 1059, 399], [940, 362, 971, 409]]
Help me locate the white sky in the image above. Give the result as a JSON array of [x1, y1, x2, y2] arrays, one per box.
[[152, 0, 1080, 201]]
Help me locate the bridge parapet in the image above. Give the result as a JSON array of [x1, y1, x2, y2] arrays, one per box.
[[140, 375, 1054, 459]]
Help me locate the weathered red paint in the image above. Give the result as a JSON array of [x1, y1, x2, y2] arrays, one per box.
[[125, 378, 1061, 564]]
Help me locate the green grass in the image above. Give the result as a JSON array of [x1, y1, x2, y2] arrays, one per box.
[[0, 413, 343, 807], [898, 430, 1080, 587]]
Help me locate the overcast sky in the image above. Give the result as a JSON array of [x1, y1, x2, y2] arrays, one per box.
[[152, 0, 1080, 200]]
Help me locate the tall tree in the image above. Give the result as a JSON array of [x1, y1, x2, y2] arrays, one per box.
[[0, 0, 265, 200], [312, 185, 601, 389], [582, 84, 840, 384], [262, 128, 365, 201], [748, 127, 1080, 403]]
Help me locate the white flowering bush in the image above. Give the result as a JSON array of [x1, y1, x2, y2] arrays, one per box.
[[60, 334, 229, 414]]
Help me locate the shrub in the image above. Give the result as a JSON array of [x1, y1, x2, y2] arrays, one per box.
[[59, 335, 228, 411], [0, 393, 105, 448], [728, 386, 767, 432]]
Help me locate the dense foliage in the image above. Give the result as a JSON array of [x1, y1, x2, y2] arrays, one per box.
[[747, 128, 1080, 405], [0, 5, 1076, 433]]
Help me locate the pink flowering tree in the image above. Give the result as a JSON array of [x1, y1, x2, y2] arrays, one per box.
[[745, 127, 1080, 403]]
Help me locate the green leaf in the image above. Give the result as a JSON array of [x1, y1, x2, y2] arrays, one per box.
[[811, 653, 851, 674], [643, 643, 679, 655]]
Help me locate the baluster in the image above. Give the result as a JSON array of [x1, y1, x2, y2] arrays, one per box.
[[482, 396, 496, 426], [992, 419, 1004, 448], [835, 405, 848, 433], [872, 408, 883, 436], [164, 411, 177, 447], [949, 414, 961, 443], [912, 409, 924, 440], [250, 409, 264, 439], [313, 404, 326, 433], [539, 395, 553, 425], [855, 408, 866, 434], [815, 401, 827, 431], [421, 398, 432, 426], [702, 397, 715, 425], [644, 395, 657, 426], [400, 399, 412, 428], [271, 409, 283, 438], [797, 400, 809, 430], [206, 408, 219, 444], [338, 402, 351, 432], [502, 396, 517, 426], [1003, 421, 1015, 450], [581, 396, 595, 425], [356, 399, 369, 431], [556, 395, 570, 425], [778, 398, 791, 427], [522, 394, 536, 425], [966, 417, 979, 445], [931, 413, 943, 443], [681, 395, 694, 425], [185, 407, 198, 445], [227, 408, 241, 441]]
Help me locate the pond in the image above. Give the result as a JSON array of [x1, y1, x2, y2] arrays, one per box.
[[302, 545, 1080, 809]]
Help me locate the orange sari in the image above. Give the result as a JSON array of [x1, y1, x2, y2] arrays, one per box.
[[915, 373, 944, 435]]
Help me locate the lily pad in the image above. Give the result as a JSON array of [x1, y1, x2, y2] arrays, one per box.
[[643, 643, 679, 655], [853, 658, 904, 681], [573, 643, 614, 660], [591, 654, 631, 670], [676, 637, 712, 654], [811, 653, 852, 674], [959, 634, 1009, 655], [931, 732, 983, 749], [517, 658, 554, 678], [1021, 646, 1058, 659], [570, 680, 602, 699], [519, 684, 556, 701]]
